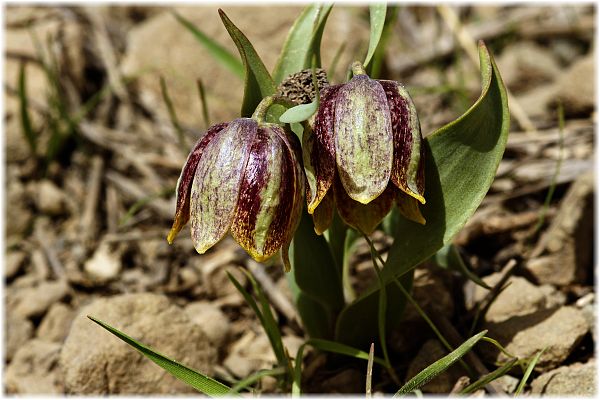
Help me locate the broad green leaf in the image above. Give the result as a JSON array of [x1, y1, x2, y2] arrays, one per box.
[[88, 316, 232, 396], [394, 330, 488, 396], [364, 4, 387, 67], [460, 358, 518, 394], [335, 42, 509, 347], [218, 9, 276, 117], [515, 348, 545, 396], [304, 4, 333, 69], [173, 11, 244, 79], [432, 244, 491, 289], [272, 5, 324, 84], [291, 212, 345, 325], [18, 62, 37, 154], [306, 338, 387, 367]]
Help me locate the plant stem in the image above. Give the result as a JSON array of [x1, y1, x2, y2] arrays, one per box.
[[351, 61, 367, 76], [252, 95, 297, 124]]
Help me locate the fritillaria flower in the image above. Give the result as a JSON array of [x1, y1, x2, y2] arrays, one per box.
[[304, 62, 425, 234], [167, 117, 304, 271]]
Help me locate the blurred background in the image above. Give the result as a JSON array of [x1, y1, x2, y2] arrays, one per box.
[[4, 4, 595, 395]]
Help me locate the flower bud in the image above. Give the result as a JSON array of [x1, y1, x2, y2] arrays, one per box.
[[305, 64, 425, 234], [168, 118, 304, 271]]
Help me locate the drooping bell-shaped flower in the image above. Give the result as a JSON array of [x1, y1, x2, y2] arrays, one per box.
[[304, 61, 425, 234], [167, 115, 304, 272]]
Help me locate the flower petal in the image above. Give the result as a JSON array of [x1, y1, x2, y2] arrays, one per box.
[[334, 75, 393, 204], [230, 125, 304, 266], [312, 189, 334, 235], [334, 178, 394, 234], [190, 118, 257, 254], [379, 80, 425, 204], [396, 191, 426, 225], [167, 122, 228, 244], [306, 84, 342, 213]]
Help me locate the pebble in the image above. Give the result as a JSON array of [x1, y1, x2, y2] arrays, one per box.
[[5, 251, 26, 279], [5, 338, 63, 394], [37, 302, 75, 343], [5, 313, 34, 362], [7, 279, 70, 319], [184, 301, 230, 347], [531, 360, 596, 395], [60, 293, 217, 394], [484, 306, 589, 371], [36, 180, 67, 215], [83, 243, 122, 282]]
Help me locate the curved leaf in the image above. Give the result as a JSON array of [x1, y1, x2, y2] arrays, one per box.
[[272, 5, 323, 84], [219, 9, 276, 117], [364, 4, 387, 67], [173, 11, 244, 79], [88, 316, 232, 396], [394, 330, 488, 396], [335, 41, 509, 347]]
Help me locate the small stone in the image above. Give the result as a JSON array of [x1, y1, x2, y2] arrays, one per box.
[[184, 301, 230, 347], [5, 313, 34, 362], [484, 306, 589, 371], [60, 293, 217, 394], [37, 302, 75, 343], [5, 338, 63, 394], [495, 374, 519, 394], [552, 53, 594, 117], [531, 361, 596, 396], [5, 251, 26, 279], [83, 243, 122, 282], [36, 180, 67, 215], [405, 339, 464, 393], [471, 274, 562, 323], [6, 180, 32, 238], [8, 279, 70, 319]]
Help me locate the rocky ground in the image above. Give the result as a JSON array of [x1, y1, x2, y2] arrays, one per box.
[[4, 5, 595, 396]]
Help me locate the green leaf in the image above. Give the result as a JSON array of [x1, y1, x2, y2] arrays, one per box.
[[88, 316, 232, 396], [18, 62, 37, 154], [218, 9, 276, 117], [335, 41, 509, 347], [432, 244, 491, 289], [305, 4, 333, 69], [461, 358, 518, 394], [515, 348, 545, 396], [279, 101, 319, 124], [364, 4, 387, 67], [290, 211, 345, 339], [173, 11, 244, 79], [306, 338, 387, 367], [394, 330, 488, 396], [272, 5, 324, 84], [292, 344, 305, 397]]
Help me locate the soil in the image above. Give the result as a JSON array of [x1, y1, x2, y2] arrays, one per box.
[[4, 4, 595, 396]]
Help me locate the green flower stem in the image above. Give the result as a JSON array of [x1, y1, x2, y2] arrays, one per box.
[[351, 61, 367, 76], [252, 95, 297, 124]]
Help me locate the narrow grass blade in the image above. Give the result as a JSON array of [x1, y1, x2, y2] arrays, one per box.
[[432, 244, 491, 289], [394, 330, 488, 396], [514, 348, 545, 396], [228, 367, 287, 394], [88, 316, 232, 396], [304, 4, 333, 68], [196, 78, 211, 128], [159, 76, 186, 149], [218, 9, 276, 117], [327, 42, 346, 82], [173, 11, 244, 79], [366, 343, 375, 397], [18, 62, 37, 154], [364, 4, 387, 67], [306, 338, 387, 367], [460, 358, 518, 394], [292, 344, 305, 397]]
